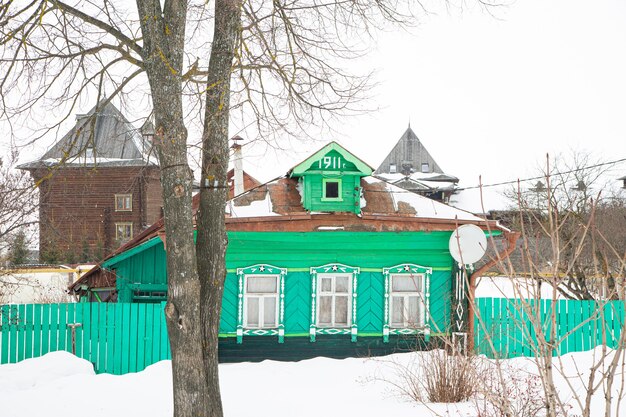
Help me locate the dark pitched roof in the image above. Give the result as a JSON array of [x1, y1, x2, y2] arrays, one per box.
[[375, 126, 444, 175], [19, 102, 158, 169]]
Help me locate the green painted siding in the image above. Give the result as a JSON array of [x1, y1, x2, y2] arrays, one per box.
[[115, 242, 167, 302], [219, 271, 239, 334], [356, 272, 384, 333], [303, 174, 360, 213], [283, 272, 312, 335], [112, 231, 458, 338]]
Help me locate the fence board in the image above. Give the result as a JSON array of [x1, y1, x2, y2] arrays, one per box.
[[1, 305, 9, 364], [121, 303, 131, 374], [145, 304, 154, 367], [557, 300, 568, 355], [475, 299, 626, 359], [1, 303, 174, 374], [105, 303, 115, 374], [2, 299, 625, 373], [98, 303, 107, 372], [10, 306, 19, 363], [137, 303, 146, 371], [17, 304, 26, 362], [129, 303, 138, 373], [24, 304, 34, 360], [113, 303, 123, 375]]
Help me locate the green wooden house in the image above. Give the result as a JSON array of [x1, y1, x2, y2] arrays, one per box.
[[71, 142, 511, 360]]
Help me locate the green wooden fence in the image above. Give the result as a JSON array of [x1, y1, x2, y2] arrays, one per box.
[[1, 299, 625, 374], [0, 303, 171, 374], [474, 298, 626, 358]]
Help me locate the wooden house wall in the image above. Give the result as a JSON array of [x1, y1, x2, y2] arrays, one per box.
[[303, 175, 360, 214], [144, 173, 164, 226], [33, 166, 162, 260], [112, 231, 455, 337]]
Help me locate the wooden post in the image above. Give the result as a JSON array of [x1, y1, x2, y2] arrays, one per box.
[[67, 323, 82, 355]]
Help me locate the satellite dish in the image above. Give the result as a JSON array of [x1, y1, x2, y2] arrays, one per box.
[[449, 224, 487, 265]]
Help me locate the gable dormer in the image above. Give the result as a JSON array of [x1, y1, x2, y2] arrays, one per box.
[[289, 142, 373, 214]]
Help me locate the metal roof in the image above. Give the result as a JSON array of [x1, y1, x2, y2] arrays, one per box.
[[18, 102, 158, 169], [375, 126, 445, 175]]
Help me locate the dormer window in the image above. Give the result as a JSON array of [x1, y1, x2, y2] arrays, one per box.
[[86, 147, 94, 159], [389, 164, 397, 174], [288, 142, 372, 214], [322, 178, 342, 201], [421, 163, 429, 173]]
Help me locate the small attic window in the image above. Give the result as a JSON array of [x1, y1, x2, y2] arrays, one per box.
[[322, 178, 342, 201], [421, 163, 429, 173], [389, 164, 397, 174], [85, 147, 94, 159]]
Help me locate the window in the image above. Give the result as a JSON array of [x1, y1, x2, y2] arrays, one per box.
[[244, 275, 279, 329], [421, 163, 429, 173], [89, 288, 116, 302], [317, 274, 351, 327], [115, 222, 133, 241], [310, 264, 359, 342], [132, 290, 167, 303], [382, 264, 431, 342], [389, 274, 425, 327], [322, 178, 342, 201], [389, 163, 397, 174], [115, 194, 132, 211]]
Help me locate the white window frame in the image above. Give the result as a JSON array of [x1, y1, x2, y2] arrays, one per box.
[[316, 273, 352, 328], [389, 273, 426, 328], [114, 194, 133, 212], [243, 274, 280, 329]]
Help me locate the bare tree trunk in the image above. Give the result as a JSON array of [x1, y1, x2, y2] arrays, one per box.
[[196, 1, 242, 417], [137, 1, 210, 416]]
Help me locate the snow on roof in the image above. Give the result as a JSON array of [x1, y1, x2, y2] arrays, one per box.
[[226, 175, 486, 222], [18, 102, 158, 170], [37, 157, 153, 167], [376, 172, 458, 189], [362, 177, 483, 221], [475, 276, 567, 299], [448, 186, 513, 215], [415, 179, 457, 190], [227, 191, 278, 218]]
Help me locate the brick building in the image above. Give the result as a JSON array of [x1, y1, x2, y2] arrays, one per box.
[[19, 103, 162, 262]]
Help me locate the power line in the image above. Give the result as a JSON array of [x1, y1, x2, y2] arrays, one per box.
[[230, 156, 626, 198], [455, 156, 626, 191]]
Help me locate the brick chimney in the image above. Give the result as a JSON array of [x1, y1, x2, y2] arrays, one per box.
[[231, 135, 244, 196]]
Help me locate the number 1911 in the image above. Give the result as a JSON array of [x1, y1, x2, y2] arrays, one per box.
[[318, 156, 343, 170]]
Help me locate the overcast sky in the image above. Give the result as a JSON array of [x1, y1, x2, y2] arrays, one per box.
[[239, 0, 626, 193], [7, 0, 626, 197]]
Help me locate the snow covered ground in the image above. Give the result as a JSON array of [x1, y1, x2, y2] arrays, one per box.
[[475, 276, 566, 299], [1, 348, 624, 417]]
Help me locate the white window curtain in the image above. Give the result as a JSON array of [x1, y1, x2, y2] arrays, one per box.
[[390, 274, 425, 328], [244, 275, 279, 328], [317, 275, 351, 327]]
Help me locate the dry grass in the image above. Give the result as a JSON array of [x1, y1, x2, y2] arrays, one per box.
[[421, 349, 478, 403]]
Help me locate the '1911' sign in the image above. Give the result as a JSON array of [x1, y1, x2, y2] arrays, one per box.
[[316, 155, 346, 170]]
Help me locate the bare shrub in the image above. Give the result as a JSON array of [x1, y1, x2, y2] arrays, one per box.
[[378, 349, 479, 403], [474, 361, 572, 417], [422, 350, 478, 403]]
